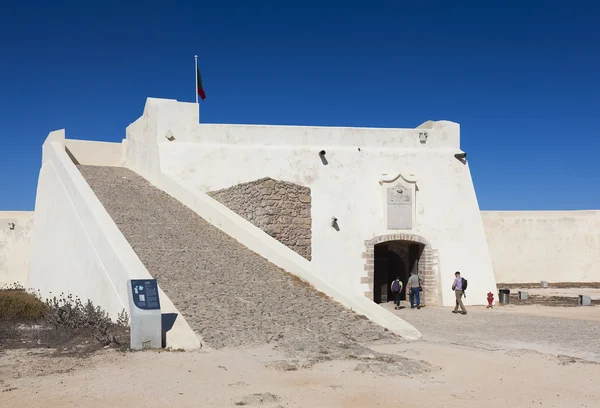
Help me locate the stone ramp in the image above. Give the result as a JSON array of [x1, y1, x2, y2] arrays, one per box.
[[78, 165, 399, 352]]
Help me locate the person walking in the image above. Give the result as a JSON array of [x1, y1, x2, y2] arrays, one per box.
[[390, 277, 403, 310], [406, 272, 422, 309], [452, 271, 467, 315]]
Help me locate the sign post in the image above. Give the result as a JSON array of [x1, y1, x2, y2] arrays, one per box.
[[127, 279, 162, 350]]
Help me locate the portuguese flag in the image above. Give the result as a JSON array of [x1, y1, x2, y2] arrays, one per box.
[[197, 66, 206, 101]]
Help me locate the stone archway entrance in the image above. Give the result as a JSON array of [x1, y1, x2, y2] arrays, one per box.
[[373, 241, 424, 304], [361, 234, 440, 306]]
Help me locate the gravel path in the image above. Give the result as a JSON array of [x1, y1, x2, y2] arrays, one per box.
[[388, 303, 600, 362], [78, 166, 400, 357]]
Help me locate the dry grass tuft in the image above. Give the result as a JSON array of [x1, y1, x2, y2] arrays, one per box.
[[0, 284, 48, 322]]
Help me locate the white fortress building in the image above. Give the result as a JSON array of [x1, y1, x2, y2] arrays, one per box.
[[1, 98, 599, 348]]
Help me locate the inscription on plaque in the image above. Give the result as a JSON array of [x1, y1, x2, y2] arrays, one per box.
[[130, 279, 161, 310], [386, 185, 413, 229]]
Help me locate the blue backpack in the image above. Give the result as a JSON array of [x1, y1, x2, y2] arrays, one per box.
[[391, 280, 401, 293]]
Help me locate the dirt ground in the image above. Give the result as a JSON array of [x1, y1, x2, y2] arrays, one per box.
[[0, 340, 597, 407], [1, 305, 599, 408], [485, 302, 600, 321]]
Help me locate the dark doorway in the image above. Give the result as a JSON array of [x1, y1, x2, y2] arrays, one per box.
[[373, 241, 424, 304]]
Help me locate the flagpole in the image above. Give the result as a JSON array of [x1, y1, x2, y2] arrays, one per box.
[[194, 55, 199, 104]]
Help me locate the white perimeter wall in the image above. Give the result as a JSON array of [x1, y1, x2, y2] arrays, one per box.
[[483, 211, 600, 283], [125, 98, 497, 307], [0, 211, 33, 287]]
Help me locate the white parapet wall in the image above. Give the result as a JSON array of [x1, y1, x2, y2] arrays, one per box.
[[28, 130, 199, 349], [482, 211, 600, 283], [64, 139, 126, 166], [125, 98, 497, 315], [0, 211, 34, 287]]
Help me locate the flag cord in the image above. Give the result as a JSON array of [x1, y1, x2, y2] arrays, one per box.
[[194, 55, 199, 104]]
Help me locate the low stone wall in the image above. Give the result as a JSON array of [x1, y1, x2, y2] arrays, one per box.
[[208, 178, 312, 260]]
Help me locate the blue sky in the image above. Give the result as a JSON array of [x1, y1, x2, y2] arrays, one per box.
[[1, 0, 598, 210]]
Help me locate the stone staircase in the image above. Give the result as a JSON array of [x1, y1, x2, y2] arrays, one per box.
[[78, 165, 400, 355]]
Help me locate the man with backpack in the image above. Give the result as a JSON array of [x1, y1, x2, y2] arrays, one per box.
[[390, 277, 404, 310], [452, 271, 467, 315]]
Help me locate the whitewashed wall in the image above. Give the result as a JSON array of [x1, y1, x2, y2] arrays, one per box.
[[29, 130, 141, 315], [483, 211, 600, 283], [28, 130, 199, 349], [65, 139, 126, 166], [125, 98, 497, 307], [0, 211, 33, 287]]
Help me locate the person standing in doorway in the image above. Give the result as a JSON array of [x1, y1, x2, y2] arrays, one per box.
[[390, 277, 403, 310], [406, 272, 422, 309], [452, 271, 467, 315]]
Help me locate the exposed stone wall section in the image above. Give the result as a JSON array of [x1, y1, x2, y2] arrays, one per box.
[[208, 178, 312, 261]]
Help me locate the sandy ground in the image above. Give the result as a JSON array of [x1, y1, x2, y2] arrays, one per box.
[[2, 305, 599, 408], [396, 304, 600, 363], [0, 341, 598, 408]]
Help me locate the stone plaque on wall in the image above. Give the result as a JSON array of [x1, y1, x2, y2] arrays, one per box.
[[386, 185, 413, 229]]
